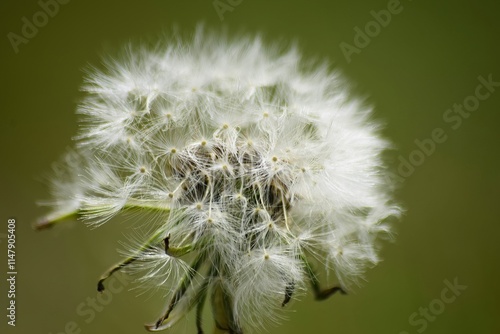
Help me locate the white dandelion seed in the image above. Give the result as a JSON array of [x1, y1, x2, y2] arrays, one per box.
[[37, 27, 401, 333]]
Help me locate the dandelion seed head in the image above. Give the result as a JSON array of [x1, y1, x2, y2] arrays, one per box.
[[39, 27, 401, 333]]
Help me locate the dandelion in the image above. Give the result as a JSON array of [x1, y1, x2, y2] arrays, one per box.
[[36, 27, 401, 333]]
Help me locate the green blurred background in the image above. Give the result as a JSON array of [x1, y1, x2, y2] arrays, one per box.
[[1, 0, 499, 333]]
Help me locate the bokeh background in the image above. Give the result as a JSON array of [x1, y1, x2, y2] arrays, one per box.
[[1, 1, 499, 333]]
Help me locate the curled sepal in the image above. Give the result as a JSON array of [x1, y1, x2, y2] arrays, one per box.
[[144, 298, 191, 331], [97, 229, 166, 292], [301, 255, 347, 301], [164, 234, 193, 257], [282, 280, 295, 307], [144, 282, 207, 332]]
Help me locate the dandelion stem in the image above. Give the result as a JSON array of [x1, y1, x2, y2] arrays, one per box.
[[196, 267, 215, 334], [211, 278, 242, 334], [209, 252, 242, 334], [196, 283, 209, 334]]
